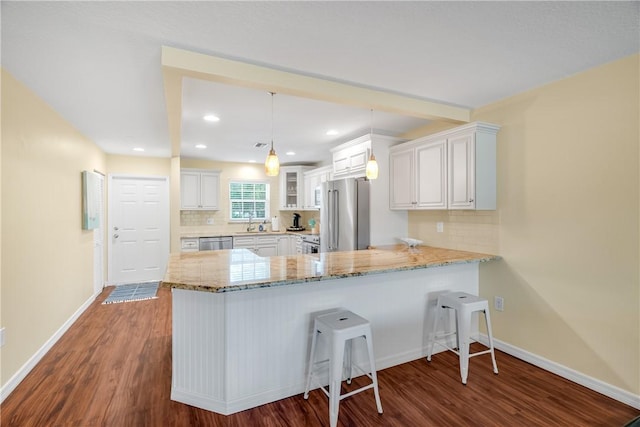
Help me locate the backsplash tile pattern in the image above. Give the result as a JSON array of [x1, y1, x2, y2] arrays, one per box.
[[180, 210, 320, 234], [408, 210, 499, 254]]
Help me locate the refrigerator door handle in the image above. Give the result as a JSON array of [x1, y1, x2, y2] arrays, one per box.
[[334, 189, 339, 249], [327, 189, 334, 250]]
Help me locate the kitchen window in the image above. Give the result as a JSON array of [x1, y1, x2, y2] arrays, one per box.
[[229, 181, 270, 221]]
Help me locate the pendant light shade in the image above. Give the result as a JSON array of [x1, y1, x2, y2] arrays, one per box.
[[265, 147, 280, 176], [366, 153, 379, 180], [265, 92, 280, 177], [365, 108, 379, 180]]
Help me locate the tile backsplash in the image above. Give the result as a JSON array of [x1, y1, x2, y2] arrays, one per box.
[[180, 210, 320, 233], [408, 210, 499, 254]]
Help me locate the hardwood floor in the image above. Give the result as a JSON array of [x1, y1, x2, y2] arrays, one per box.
[[2, 287, 638, 426]]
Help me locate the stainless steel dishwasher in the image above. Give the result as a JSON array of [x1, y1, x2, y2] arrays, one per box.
[[198, 236, 233, 251]]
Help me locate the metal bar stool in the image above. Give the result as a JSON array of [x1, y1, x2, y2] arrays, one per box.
[[304, 310, 383, 427], [426, 291, 499, 384]]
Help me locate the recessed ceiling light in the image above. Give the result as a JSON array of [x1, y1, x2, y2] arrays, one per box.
[[285, 151, 296, 156], [326, 130, 339, 136], [203, 114, 220, 122], [195, 144, 207, 149], [133, 147, 145, 152]]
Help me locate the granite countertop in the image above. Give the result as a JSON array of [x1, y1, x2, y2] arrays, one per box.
[[161, 245, 499, 293]]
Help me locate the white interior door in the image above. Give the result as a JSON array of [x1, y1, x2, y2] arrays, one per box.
[[93, 172, 105, 295], [108, 175, 170, 285]]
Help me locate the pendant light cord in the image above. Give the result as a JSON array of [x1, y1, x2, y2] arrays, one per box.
[[271, 92, 275, 150], [370, 108, 374, 156]]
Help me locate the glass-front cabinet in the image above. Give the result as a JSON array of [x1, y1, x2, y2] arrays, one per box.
[[279, 166, 312, 210]]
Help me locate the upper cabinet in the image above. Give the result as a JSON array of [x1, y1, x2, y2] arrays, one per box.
[[390, 138, 447, 209], [331, 136, 371, 178], [303, 165, 333, 209], [181, 169, 220, 210], [389, 122, 500, 210], [279, 166, 313, 210]]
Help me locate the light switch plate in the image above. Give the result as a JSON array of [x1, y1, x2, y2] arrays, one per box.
[[436, 222, 444, 233], [0, 327, 5, 347]]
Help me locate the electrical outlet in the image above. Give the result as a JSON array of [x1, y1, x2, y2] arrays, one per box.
[[0, 327, 5, 347], [436, 222, 444, 233], [494, 296, 504, 312], [206, 218, 214, 225]]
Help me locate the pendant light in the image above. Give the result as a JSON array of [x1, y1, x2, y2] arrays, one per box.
[[264, 92, 280, 177], [365, 108, 379, 180]]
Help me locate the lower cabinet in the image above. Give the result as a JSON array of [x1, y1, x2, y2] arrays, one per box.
[[277, 235, 292, 256], [255, 236, 278, 257], [232, 236, 256, 252], [294, 235, 303, 254], [180, 238, 199, 253], [233, 234, 292, 256]]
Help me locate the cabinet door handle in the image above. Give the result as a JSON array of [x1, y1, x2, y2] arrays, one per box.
[[113, 234, 119, 239], [469, 199, 474, 203]]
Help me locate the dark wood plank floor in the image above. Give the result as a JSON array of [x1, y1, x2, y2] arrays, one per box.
[[2, 287, 638, 426]]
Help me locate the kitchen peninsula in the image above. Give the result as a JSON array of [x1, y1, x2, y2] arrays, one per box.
[[162, 245, 498, 415]]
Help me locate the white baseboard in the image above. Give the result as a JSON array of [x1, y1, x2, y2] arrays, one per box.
[[0, 292, 99, 403], [3, 296, 638, 413], [479, 334, 640, 410]]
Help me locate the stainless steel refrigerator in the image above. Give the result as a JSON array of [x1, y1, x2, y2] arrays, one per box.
[[320, 177, 370, 252]]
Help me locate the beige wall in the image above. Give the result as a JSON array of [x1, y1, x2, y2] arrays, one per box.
[[106, 153, 171, 177], [408, 54, 640, 394], [1, 69, 107, 385]]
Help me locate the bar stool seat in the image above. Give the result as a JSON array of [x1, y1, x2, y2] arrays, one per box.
[[303, 310, 383, 427], [426, 291, 499, 384]]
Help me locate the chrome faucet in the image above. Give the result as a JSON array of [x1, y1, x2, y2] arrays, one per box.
[[246, 213, 256, 232]]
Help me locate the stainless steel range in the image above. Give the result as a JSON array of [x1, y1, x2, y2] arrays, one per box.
[[301, 234, 320, 254]]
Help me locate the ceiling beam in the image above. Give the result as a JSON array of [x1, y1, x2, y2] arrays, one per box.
[[161, 46, 470, 156]]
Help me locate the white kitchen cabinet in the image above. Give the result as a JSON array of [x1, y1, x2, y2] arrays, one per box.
[[389, 148, 414, 209], [447, 123, 499, 210], [303, 165, 332, 209], [277, 235, 292, 255], [180, 237, 199, 253], [255, 235, 278, 256], [390, 139, 447, 210], [232, 236, 256, 252], [389, 122, 499, 211], [290, 235, 302, 255], [279, 166, 313, 210], [233, 234, 288, 256], [331, 135, 371, 178], [181, 169, 220, 210]]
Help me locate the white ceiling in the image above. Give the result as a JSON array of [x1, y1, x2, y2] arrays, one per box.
[[2, 1, 638, 165]]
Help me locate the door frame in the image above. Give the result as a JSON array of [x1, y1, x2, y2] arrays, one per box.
[[93, 171, 105, 296], [107, 174, 170, 285]]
